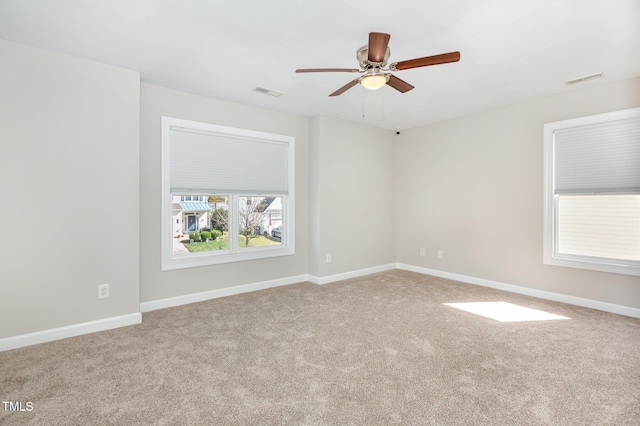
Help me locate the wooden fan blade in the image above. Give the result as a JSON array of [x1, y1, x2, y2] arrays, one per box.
[[386, 74, 414, 93], [368, 32, 391, 63], [392, 51, 460, 71], [329, 78, 359, 97], [296, 68, 360, 73]]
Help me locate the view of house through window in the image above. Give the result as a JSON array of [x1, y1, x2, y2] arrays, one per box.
[[238, 196, 283, 249], [172, 195, 283, 254]]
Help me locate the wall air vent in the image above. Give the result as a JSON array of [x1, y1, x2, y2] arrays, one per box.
[[253, 86, 284, 97], [564, 72, 604, 86]]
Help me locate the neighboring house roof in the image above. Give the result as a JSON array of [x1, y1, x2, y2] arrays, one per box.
[[179, 202, 212, 212], [264, 197, 282, 212]]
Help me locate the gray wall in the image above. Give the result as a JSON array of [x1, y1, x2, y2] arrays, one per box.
[[1, 38, 637, 342], [308, 116, 321, 277], [308, 115, 397, 278], [0, 40, 140, 339], [139, 83, 309, 303], [397, 77, 640, 309]]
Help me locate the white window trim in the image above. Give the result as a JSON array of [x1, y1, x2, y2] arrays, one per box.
[[161, 117, 295, 271], [543, 107, 640, 276]]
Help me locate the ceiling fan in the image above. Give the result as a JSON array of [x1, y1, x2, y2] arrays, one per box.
[[296, 32, 460, 97]]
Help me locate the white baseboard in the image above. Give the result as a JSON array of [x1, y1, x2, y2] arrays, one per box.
[[140, 274, 310, 312], [0, 313, 142, 352], [308, 263, 397, 285], [141, 264, 398, 312], [397, 263, 640, 319]]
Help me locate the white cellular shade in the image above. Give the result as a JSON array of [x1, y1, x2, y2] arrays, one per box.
[[170, 127, 289, 195], [553, 116, 640, 194], [558, 194, 640, 261]]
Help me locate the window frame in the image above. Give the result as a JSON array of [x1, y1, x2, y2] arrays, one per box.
[[543, 108, 640, 276], [161, 117, 295, 271]]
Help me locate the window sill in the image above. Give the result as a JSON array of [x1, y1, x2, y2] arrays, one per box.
[[544, 253, 640, 277], [161, 245, 294, 271]]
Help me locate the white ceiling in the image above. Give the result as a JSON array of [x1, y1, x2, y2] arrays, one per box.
[[1, 0, 639, 130]]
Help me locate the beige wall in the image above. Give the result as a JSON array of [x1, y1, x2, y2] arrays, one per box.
[[0, 40, 140, 338], [308, 116, 397, 278], [139, 83, 309, 303], [397, 77, 640, 309]]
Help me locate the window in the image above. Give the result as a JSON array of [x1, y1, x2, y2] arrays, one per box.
[[543, 107, 640, 276], [161, 117, 295, 271]]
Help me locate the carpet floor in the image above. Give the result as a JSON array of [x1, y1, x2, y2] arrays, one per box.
[[1, 270, 639, 425]]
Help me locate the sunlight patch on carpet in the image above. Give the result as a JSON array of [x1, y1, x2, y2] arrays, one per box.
[[444, 302, 571, 322]]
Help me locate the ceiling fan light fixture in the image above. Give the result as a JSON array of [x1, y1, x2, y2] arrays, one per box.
[[360, 73, 389, 90], [296, 32, 461, 96]]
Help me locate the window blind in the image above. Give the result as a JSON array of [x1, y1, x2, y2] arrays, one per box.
[[553, 116, 640, 194], [558, 194, 640, 261], [170, 126, 289, 195]]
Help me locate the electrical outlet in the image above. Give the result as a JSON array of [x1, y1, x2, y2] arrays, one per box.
[[98, 284, 110, 299], [437, 250, 443, 259], [419, 248, 426, 256], [326, 253, 332, 263]]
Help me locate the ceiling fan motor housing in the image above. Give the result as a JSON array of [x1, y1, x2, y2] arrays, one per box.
[[357, 45, 390, 69]]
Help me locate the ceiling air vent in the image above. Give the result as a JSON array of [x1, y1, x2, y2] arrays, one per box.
[[253, 86, 284, 97], [564, 72, 604, 86]]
